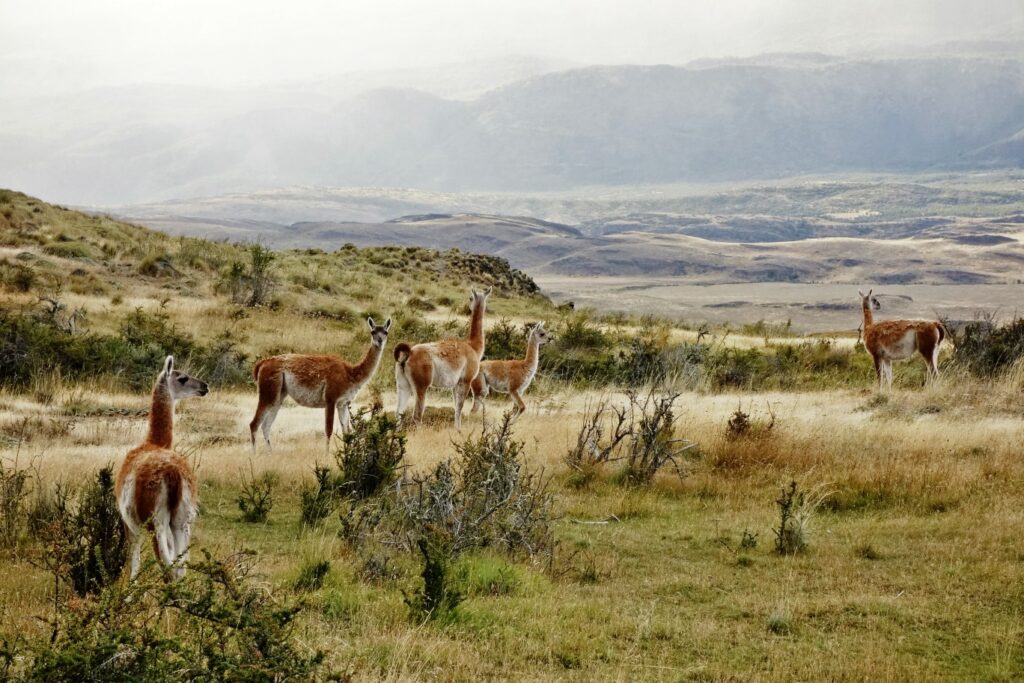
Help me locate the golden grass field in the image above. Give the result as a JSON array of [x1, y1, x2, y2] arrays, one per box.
[[2, 371, 1023, 681], [3, 189, 1024, 679]]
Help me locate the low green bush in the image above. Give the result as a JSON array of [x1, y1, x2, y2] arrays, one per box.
[[951, 317, 1024, 376], [0, 305, 249, 391], [35, 466, 126, 596], [6, 550, 334, 681]]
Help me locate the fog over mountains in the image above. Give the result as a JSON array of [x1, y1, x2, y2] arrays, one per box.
[[2, 48, 1022, 205]]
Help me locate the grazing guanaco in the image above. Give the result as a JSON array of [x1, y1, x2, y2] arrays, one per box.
[[471, 321, 551, 417], [249, 317, 391, 453], [859, 289, 946, 389], [116, 356, 208, 579], [394, 288, 490, 428]]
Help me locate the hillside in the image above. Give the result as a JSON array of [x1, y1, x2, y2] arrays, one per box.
[[0, 190, 554, 386], [4, 54, 1024, 204]]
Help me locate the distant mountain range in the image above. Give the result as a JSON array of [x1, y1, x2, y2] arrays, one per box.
[[2, 50, 1022, 204]]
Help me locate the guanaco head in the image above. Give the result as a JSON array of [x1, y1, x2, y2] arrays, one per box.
[[367, 317, 392, 350], [531, 321, 553, 345], [160, 355, 209, 400], [857, 289, 881, 312], [469, 287, 492, 312]]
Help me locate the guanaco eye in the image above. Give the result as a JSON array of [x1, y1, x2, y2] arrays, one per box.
[[178, 376, 188, 384]]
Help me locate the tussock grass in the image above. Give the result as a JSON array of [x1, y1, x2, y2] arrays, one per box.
[[2, 383, 1021, 679], [3, 191, 1024, 679]]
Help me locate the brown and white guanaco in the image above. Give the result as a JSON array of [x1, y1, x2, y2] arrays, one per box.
[[471, 321, 551, 417], [116, 356, 208, 579], [859, 289, 946, 389], [249, 317, 391, 453], [394, 288, 490, 428]]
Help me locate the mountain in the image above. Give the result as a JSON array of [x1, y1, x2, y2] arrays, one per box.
[[2, 54, 1022, 204]]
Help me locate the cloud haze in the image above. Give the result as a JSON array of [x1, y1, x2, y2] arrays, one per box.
[[2, 0, 1021, 95]]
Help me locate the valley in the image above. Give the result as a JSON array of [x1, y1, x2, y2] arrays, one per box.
[[112, 173, 1024, 331]]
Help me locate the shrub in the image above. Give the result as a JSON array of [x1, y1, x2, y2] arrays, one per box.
[[299, 465, 341, 528], [387, 311, 440, 346], [485, 318, 528, 361], [215, 243, 277, 307], [216, 261, 248, 304], [136, 252, 176, 277], [406, 296, 436, 312], [335, 405, 406, 500], [0, 305, 249, 391], [565, 391, 694, 487], [726, 403, 776, 439], [6, 263, 37, 292], [37, 466, 126, 596], [300, 405, 406, 528], [237, 462, 276, 523], [773, 481, 829, 556], [399, 415, 556, 560], [13, 550, 333, 681], [0, 457, 32, 552], [557, 312, 610, 350], [404, 535, 464, 622], [246, 243, 276, 307], [42, 241, 93, 259], [619, 392, 690, 486], [951, 317, 1024, 376], [339, 415, 556, 588]]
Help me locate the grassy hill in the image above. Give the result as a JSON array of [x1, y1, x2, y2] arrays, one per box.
[[0, 189, 553, 388]]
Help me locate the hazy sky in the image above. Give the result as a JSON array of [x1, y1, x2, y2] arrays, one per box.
[[2, 0, 1021, 95]]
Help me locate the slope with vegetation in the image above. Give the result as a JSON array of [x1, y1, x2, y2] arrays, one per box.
[[2, 190, 1024, 680], [0, 189, 550, 390]]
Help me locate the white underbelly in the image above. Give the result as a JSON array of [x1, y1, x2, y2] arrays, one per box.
[[881, 332, 917, 360], [431, 358, 465, 388], [283, 371, 326, 407], [486, 375, 511, 394]]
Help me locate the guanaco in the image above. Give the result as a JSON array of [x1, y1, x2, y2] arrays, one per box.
[[249, 317, 391, 453], [471, 321, 551, 417], [394, 288, 490, 428], [859, 289, 946, 389], [116, 356, 208, 579]]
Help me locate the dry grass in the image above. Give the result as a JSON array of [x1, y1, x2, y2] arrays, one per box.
[[2, 191, 1022, 679], [2, 377, 1023, 680]]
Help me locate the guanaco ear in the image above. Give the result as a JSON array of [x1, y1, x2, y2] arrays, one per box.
[[384, 318, 392, 330], [867, 289, 873, 298], [367, 316, 375, 330], [163, 355, 174, 376], [858, 289, 864, 298], [484, 286, 492, 297]]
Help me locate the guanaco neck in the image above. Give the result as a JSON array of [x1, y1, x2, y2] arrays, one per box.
[[352, 341, 385, 383], [146, 376, 175, 449], [862, 300, 874, 329], [468, 300, 486, 354], [524, 333, 540, 369]]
